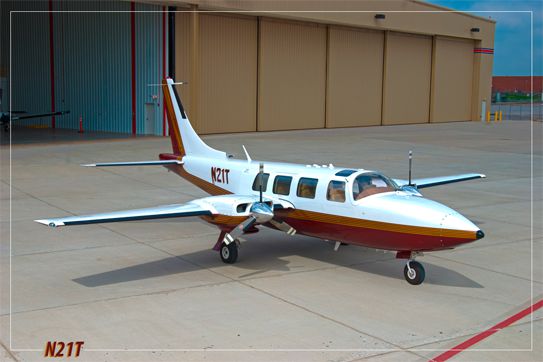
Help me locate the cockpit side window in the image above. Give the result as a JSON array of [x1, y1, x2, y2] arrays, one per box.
[[252, 173, 270, 192], [353, 173, 397, 200], [327, 180, 346, 203]]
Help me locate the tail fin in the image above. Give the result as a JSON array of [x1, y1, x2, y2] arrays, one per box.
[[162, 78, 226, 159]]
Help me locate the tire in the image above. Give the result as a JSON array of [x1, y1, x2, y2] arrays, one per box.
[[403, 261, 425, 285], [220, 242, 238, 264]]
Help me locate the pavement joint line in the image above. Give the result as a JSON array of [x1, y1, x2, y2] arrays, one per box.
[[0, 339, 18, 361], [427, 254, 543, 285], [235, 279, 415, 356], [402, 307, 543, 352], [144, 240, 415, 353], [10, 241, 138, 258], [347, 349, 423, 362], [3, 277, 239, 317], [445, 236, 538, 253], [3, 242, 407, 350], [91, 166, 199, 198], [234, 255, 396, 282]]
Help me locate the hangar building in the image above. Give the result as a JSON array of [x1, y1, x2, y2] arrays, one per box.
[[0, 0, 495, 135]]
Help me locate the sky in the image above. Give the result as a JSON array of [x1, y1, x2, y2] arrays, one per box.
[[428, 0, 542, 76]]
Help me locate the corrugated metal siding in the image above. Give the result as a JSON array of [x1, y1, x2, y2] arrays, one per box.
[[5, 1, 164, 134], [258, 18, 326, 132], [326, 26, 384, 128], [198, 14, 257, 134], [10, 1, 51, 127], [52, 1, 131, 132], [135, 2, 163, 135], [174, 12, 192, 123], [431, 37, 474, 122], [382, 32, 432, 125]]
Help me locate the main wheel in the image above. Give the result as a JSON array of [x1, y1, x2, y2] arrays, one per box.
[[220, 242, 238, 264], [403, 261, 425, 285]]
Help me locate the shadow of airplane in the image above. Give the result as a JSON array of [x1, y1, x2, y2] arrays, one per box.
[[73, 229, 483, 289]]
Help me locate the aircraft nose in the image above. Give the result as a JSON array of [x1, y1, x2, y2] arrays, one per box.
[[440, 211, 481, 243], [440, 212, 478, 232]]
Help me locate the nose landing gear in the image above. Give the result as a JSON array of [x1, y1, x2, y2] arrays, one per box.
[[397, 251, 425, 285], [404, 260, 425, 285]]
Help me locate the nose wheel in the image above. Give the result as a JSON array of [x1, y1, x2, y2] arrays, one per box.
[[220, 242, 238, 264], [404, 260, 425, 285]]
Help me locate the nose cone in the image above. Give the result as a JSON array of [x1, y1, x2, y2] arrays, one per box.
[[440, 212, 479, 233], [359, 192, 483, 247]]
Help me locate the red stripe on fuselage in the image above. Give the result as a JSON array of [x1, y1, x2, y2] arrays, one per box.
[[281, 217, 474, 251]]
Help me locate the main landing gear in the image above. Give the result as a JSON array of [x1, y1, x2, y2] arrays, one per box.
[[397, 251, 425, 285], [220, 242, 238, 264]]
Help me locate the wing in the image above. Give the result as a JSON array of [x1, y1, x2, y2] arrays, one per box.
[[81, 160, 183, 167], [394, 173, 485, 189], [35, 202, 212, 227]]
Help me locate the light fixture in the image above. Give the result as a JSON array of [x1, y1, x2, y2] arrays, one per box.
[[471, 27, 480, 32], [375, 14, 386, 20]]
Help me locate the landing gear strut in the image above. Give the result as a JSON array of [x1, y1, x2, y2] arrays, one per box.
[[404, 260, 425, 285], [220, 242, 238, 264], [396, 251, 425, 285]]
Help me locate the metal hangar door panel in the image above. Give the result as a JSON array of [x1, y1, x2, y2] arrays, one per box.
[[382, 32, 432, 125], [198, 14, 257, 134], [431, 36, 475, 122], [258, 18, 326, 131], [326, 26, 384, 128]]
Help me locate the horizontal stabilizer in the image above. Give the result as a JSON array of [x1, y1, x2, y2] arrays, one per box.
[[82, 160, 183, 167], [35, 202, 211, 227], [394, 173, 486, 189]]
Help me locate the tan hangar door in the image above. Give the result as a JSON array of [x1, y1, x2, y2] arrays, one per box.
[[258, 18, 326, 131], [383, 32, 432, 125], [431, 36, 474, 122], [175, 13, 257, 134], [326, 27, 384, 128]]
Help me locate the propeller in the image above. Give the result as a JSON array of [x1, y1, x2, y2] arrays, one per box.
[[222, 163, 296, 245]]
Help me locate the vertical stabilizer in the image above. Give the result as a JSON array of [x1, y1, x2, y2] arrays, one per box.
[[162, 78, 226, 159]]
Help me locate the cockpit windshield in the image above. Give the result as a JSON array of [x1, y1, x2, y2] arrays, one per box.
[[352, 172, 399, 200]]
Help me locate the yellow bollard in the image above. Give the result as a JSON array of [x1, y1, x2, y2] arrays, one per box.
[[486, 111, 491, 122], [499, 110, 503, 122], [494, 111, 498, 122]]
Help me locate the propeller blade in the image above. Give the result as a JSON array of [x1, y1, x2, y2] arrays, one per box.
[[269, 219, 296, 236], [258, 162, 264, 203], [223, 216, 257, 244]]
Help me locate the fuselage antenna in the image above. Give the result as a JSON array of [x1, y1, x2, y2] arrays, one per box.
[[408, 150, 413, 186]]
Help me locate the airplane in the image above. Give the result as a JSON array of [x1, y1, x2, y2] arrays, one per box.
[[1, 110, 70, 132], [35, 78, 486, 285]]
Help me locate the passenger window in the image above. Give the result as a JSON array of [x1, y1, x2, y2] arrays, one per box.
[[252, 173, 270, 192], [327, 180, 346, 202], [273, 175, 293, 195], [297, 177, 318, 199]]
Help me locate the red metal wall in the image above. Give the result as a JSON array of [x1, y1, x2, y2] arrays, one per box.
[[492, 76, 543, 93]]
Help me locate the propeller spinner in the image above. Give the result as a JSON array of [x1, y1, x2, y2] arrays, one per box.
[[222, 163, 296, 245]]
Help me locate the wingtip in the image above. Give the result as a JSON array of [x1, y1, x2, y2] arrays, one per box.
[[34, 219, 61, 227], [81, 164, 96, 167]]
